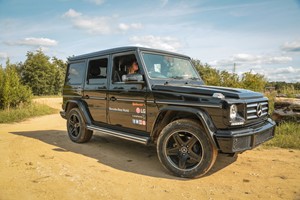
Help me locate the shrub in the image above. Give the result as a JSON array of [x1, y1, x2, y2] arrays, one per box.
[[0, 61, 32, 110]]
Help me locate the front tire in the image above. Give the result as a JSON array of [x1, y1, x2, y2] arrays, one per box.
[[67, 108, 93, 143], [157, 119, 217, 178]]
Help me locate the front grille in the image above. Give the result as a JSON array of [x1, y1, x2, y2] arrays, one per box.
[[246, 101, 268, 120]]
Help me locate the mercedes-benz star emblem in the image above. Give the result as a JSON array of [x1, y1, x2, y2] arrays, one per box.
[[256, 103, 263, 117]]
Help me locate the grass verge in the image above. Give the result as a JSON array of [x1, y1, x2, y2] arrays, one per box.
[[263, 122, 300, 150], [0, 103, 58, 123]]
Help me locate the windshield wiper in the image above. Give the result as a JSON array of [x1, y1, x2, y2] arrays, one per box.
[[189, 77, 200, 80], [170, 76, 183, 80]]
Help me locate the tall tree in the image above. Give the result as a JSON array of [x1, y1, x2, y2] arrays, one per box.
[[52, 57, 67, 94], [21, 50, 51, 95], [220, 71, 240, 88], [241, 72, 267, 92], [21, 49, 66, 95], [192, 59, 221, 86]]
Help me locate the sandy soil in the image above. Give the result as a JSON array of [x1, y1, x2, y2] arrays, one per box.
[[0, 98, 299, 200]]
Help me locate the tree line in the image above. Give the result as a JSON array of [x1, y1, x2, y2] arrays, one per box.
[[1, 50, 299, 110], [192, 59, 300, 94], [192, 59, 268, 92]]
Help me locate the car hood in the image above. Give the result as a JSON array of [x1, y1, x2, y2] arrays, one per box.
[[152, 84, 264, 100]]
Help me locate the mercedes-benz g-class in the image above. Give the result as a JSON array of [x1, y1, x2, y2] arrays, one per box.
[[60, 46, 275, 178]]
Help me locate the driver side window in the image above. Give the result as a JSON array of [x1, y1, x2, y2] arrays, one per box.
[[112, 54, 140, 83], [110, 53, 145, 91]]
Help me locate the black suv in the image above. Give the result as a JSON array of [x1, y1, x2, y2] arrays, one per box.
[[60, 46, 275, 178]]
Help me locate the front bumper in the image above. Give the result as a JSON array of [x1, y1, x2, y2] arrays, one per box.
[[215, 118, 276, 153]]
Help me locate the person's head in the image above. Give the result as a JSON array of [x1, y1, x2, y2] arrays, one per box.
[[164, 56, 173, 64], [128, 60, 139, 74]]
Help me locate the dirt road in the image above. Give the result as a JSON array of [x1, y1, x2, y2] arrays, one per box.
[[0, 98, 299, 200]]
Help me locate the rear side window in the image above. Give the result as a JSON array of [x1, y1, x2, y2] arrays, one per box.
[[66, 62, 85, 85], [87, 58, 108, 85]]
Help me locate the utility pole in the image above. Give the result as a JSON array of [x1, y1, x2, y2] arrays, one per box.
[[233, 63, 236, 74]]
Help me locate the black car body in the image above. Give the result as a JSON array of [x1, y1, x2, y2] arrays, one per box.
[[60, 46, 275, 178]]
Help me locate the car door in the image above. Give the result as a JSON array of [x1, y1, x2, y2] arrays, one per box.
[[83, 56, 109, 124], [108, 52, 147, 132]]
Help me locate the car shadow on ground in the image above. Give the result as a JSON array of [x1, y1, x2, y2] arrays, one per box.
[[11, 130, 237, 180]]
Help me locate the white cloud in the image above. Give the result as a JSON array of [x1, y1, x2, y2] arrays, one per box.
[[86, 0, 105, 5], [118, 23, 142, 31], [210, 53, 292, 66], [233, 53, 292, 64], [0, 52, 8, 60], [63, 9, 82, 18], [130, 23, 142, 29], [207, 53, 298, 82], [263, 66, 300, 82], [281, 40, 300, 52], [5, 37, 58, 47], [267, 66, 300, 75], [118, 23, 129, 31], [74, 16, 113, 34], [63, 9, 141, 34], [129, 35, 181, 52]]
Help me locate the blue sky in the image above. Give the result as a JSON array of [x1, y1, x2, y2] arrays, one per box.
[[0, 0, 300, 82]]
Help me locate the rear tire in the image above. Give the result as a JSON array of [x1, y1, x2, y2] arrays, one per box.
[[157, 119, 217, 178], [67, 108, 93, 143]]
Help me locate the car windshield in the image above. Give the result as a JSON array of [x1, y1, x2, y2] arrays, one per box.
[[141, 52, 201, 80]]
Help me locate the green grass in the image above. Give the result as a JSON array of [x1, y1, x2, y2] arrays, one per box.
[[263, 122, 300, 150], [263, 92, 299, 149], [0, 103, 58, 123]]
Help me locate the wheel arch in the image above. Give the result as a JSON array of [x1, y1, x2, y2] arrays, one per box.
[[65, 100, 92, 125], [151, 106, 217, 147]]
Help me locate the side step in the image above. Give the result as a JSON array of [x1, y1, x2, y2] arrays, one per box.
[[86, 125, 150, 145]]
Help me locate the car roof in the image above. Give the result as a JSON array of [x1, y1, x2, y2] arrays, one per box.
[[68, 46, 190, 61]]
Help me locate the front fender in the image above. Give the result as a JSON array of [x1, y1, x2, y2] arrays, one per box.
[[151, 106, 217, 147]]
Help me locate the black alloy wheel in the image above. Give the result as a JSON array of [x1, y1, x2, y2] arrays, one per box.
[[157, 119, 217, 178], [165, 131, 204, 170], [67, 108, 93, 143]]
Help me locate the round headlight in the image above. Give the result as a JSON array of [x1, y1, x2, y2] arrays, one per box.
[[230, 104, 237, 120]]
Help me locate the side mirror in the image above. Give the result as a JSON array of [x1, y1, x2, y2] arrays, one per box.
[[122, 74, 144, 83]]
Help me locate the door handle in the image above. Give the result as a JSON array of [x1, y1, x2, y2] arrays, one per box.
[[110, 97, 117, 101]]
